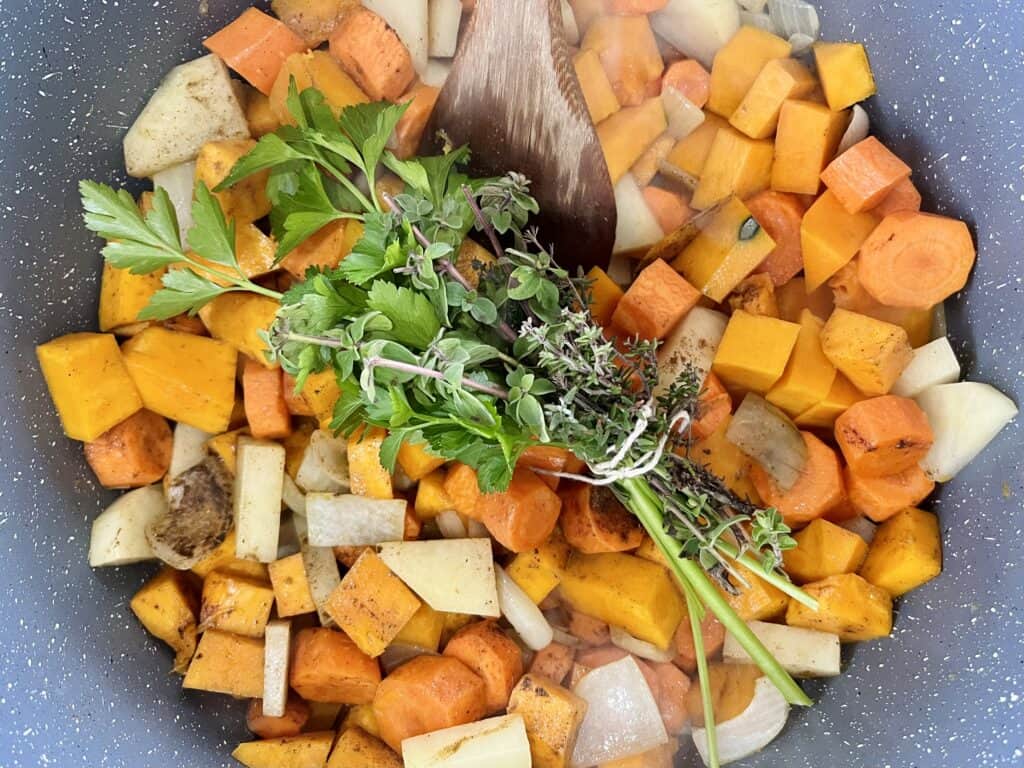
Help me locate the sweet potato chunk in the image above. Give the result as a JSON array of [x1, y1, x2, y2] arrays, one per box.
[[247, 694, 311, 739], [290, 627, 381, 704], [673, 610, 725, 673], [243, 359, 292, 440], [391, 83, 440, 159], [529, 642, 576, 685], [611, 258, 701, 341], [443, 620, 524, 714], [329, 7, 415, 101], [690, 372, 732, 441], [84, 409, 172, 488], [479, 467, 562, 552], [560, 482, 644, 553], [834, 395, 934, 477]]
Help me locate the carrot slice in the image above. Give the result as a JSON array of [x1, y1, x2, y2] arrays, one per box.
[[204, 8, 308, 95], [611, 258, 701, 340], [834, 395, 934, 477], [243, 359, 292, 439], [642, 186, 694, 233], [746, 190, 807, 286], [845, 464, 935, 522], [328, 7, 415, 101], [749, 431, 846, 526], [661, 59, 711, 108], [870, 176, 922, 218], [559, 482, 645, 553], [478, 467, 562, 552], [820, 137, 912, 213], [690, 371, 732, 441], [858, 210, 976, 309]]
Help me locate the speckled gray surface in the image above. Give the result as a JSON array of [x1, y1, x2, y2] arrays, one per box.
[[0, 1, 1021, 767]]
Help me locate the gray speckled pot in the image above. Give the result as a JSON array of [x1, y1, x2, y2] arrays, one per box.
[[0, 2, 1021, 766]]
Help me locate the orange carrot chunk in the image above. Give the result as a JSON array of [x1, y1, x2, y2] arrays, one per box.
[[568, 610, 610, 647], [870, 176, 922, 218], [329, 7, 415, 102], [443, 462, 483, 521], [845, 465, 935, 522], [391, 83, 440, 160], [243, 358, 292, 440], [246, 694, 310, 739], [749, 431, 846, 526], [84, 409, 173, 489], [690, 371, 732, 440], [661, 59, 711, 108], [443, 620, 524, 714], [857, 210, 976, 309], [653, 661, 691, 735], [281, 371, 315, 416], [673, 611, 726, 673], [290, 628, 381, 704], [643, 186, 694, 233], [611, 258, 701, 340], [746, 190, 807, 286], [204, 8, 308, 95], [834, 395, 934, 477], [820, 137, 912, 214], [560, 482, 645, 553], [478, 467, 562, 552]]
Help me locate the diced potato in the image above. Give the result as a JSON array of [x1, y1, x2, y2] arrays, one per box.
[[859, 507, 942, 596], [506, 528, 572, 604], [729, 58, 817, 139], [782, 518, 868, 584], [723, 620, 841, 678], [98, 263, 164, 332], [270, 51, 369, 125], [198, 293, 280, 366], [378, 539, 500, 617], [130, 567, 198, 673], [559, 552, 684, 650], [766, 310, 837, 417], [348, 426, 394, 498], [706, 26, 791, 118], [690, 129, 773, 210], [37, 332, 143, 442], [301, 541, 343, 627], [234, 437, 286, 562], [712, 310, 801, 393], [263, 620, 292, 718], [195, 139, 271, 223], [596, 98, 667, 185], [124, 54, 250, 178], [507, 674, 587, 768], [325, 550, 422, 657], [232, 732, 334, 768], [414, 469, 454, 519], [786, 573, 893, 642], [191, 530, 269, 582], [200, 570, 275, 637], [771, 100, 848, 196], [89, 485, 165, 567], [183, 628, 265, 697], [121, 326, 237, 434], [800, 191, 879, 291], [814, 42, 877, 111], [401, 714, 532, 768], [269, 552, 317, 617], [820, 309, 913, 396], [306, 494, 407, 546], [328, 727, 402, 768]]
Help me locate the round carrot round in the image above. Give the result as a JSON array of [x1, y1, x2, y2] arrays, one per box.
[[746, 190, 807, 286]]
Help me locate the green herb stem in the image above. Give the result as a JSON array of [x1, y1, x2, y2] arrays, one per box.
[[686, 586, 720, 768], [716, 542, 819, 610], [363, 356, 509, 399]]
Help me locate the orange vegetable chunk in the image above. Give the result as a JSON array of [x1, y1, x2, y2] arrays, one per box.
[[290, 628, 381, 704], [247, 694, 311, 739], [586, 266, 625, 327], [870, 176, 922, 217], [204, 8, 308, 94], [845, 465, 935, 522], [690, 372, 732, 441], [643, 186, 693, 233], [529, 643, 576, 685], [582, 15, 664, 107], [560, 482, 644, 553], [662, 59, 711, 108], [84, 409, 172, 488], [242, 359, 292, 440], [834, 395, 934, 477], [611, 258, 701, 340], [673, 611, 725, 673], [479, 467, 562, 552], [750, 431, 845, 526], [444, 462, 483, 520], [392, 83, 440, 160], [328, 7, 415, 101], [821, 137, 912, 214], [746, 190, 807, 286], [443, 620, 524, 714]]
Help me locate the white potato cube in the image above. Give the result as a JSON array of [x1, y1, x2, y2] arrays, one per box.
[[151, 161, 196, 248], [301, 542, 341, 627], [613, 174, 665, 255], [402, 714, 531, 768], [233, 437, 286, 562], [891, 337, 960, 398], [305, 494, 406, 546], [428, 0, 462, 58], [263, 620, 291, 717], [379, 539, 500, 617], [168, 422, 211, 480], [89, 485, 166, 567], [723, 620, 841, 678]]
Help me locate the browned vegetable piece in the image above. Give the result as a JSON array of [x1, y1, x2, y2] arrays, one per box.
[[290, 627, 381, 704], [443, 620, 525, 713], [560, 482, 644, 553]]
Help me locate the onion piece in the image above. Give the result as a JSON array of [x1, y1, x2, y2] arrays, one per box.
[[839, 515, 877, 544], [436, 509, 468, 539], [662, 86, 706, 140], [571, 657, 669, 766], [652, 0, 740, 69], [89, 485, 165, 567], [837, 104, 870, 155], [152, 161, 195, 248], [614, 174, 665, 255], [295, 430, 349, 493], [495, 566, 553, 651], [767, 0, 819, 41], [168, 422, 212, 481], [738, 10, 777, 33], [281, 473, 307, 516], [551, 627, 581, 647], [610, 626, 675, 663], [605, 253, 634, 287], [788, 32, 815, 55], [725, 394, 808, 490], [692, 677, 790, 765], [891, 337, 960, 399]]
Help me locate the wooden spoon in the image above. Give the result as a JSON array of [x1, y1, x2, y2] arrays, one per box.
[[422, 0, 617, 273]]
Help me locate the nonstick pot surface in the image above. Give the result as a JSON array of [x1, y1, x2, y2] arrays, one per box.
[[1, 2, 1021, 766]]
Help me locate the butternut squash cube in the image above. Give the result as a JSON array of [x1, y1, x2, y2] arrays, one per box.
[[235, 224, 279, 279], [192, 529, 269, 581], [327, 727, 401, 768], [801, 191, 880, 290], [782, 518, 869, 584], [347, 426, 393, 499], [200, 570, 275, 637], [455, 237, 497, 289], [766, 309, 837, 416], [820, 309, 913, 396], [719, 563, 789, 621], [586, 266, 625, 327], [771, 100, 848, 195], [199, 293, 280, 366], [397, 440, 445, 482], [596, 97, 667, 185], [859, 507, 942, 596], [814, 42, 877, 111], [775, 276, 834, 323], [688, 416, 762, 504], [729, 58, 817, 139], [280, 219, 354, 279], [507, 674, 588, 768], [583, 15, 664, 107], [342, 704, 381, 738], [707, 27, 792, 118], [270, 50, 368, 125], [183, 628, 265, 697], [506, 527, 572, 604], [98, 263, 165, 332], [195, 139, 271, 223], [121, 326, 237, 434], [268, 552, 317, 617], [37, 332, 144, 442], [573, 49, 620, 124], [245, 89, 280, 137], [130, 567, 198, 674], [672, 196, 776, 301], [413, 469, 454, 520], [559, 552, 684, 650], [786, 573, 892, 642], [794, 373, 864, 429], [325, 550, 421, 657], [691, 129, 774, 210], [727, 273, 779, 318], [712, 310, 801, 393], [233, 732, 334, 768], [204, 428, 245, 473], [393, 603, 446, 651], [300, 369, 342, 428], [662, 113, 731, 184]]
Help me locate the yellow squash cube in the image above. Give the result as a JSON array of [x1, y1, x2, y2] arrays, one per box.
[[771, 100, 848, 195], [195, 139, 271, 224], [121, 326, 237, 434], [712, 310, 801, 393], [130, 567, 198, 674], [245, 90, 280, 137], [414, 469, 454, 519], [192, 530, 269, 582], [98, 263, 165, 332], [729, 58, 817, 139], [183, 628, 265, 697], [268, 553, 317, 617], [707, 27, 792, 118], [392, 603, 446, 651], [397, 440, 445, 482], [198, 293, 280, 366], [560, 552, 685, 649], [574, 48, 620, 124], [786, 573, 893, 642], [688, 417, 761, 504], [775, 276, 834, 323], [271, 50, 368, 124], [299, 369, 341, 429], [859, 507, 942, 596], [596, 98, 667, 185], [233, 733, 334, 768], [327, 728, 401, 768], [720, 563, 789, 621], [672, 196, 776, 301], [342, 704, 381, 739], [662, 114, 731, 183], [766, 309, 837, 416], [586, 266, 625, 327], [200, 570, 275, 637], [782, 518, 869, 584], [506, 528, 572, 604], [794, 373, 865, 429], [508, 674, 588, 768], [801, 191, 880, 290], [348, 426, 393, 499], [814, 42, 877, 111], [325, 550, 421, 657], [820, 309, 913, 396], [690, 129, 774, 210], [37, 332, 144, 441]]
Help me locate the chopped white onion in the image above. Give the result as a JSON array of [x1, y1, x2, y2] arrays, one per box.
[[726, 394, 808, 490], [605, 253, 634, 288], [295, 430, 349, 493], [738, 10, 778, 33], [610, 626, 675, 663], [662, 86, 707, 140], [437, 509, 468, 539], [467, 519, 490, 538], [837, 104, 871, 155], [495, 566, 554, 651], [692, 677, 790, 765], [767, 0, 820, 41], [152, 161, 195, 248], [788, 32, 816, 55], [614, 173, 665, 255], [838, 515, 877, 544], [916, 382, 1018, 482], [281, 473, 307, 516], [652, 0, 741, 69], [571, 657, 669, 767], [891, 337, 961, 398], [551, 627, 582, 647]]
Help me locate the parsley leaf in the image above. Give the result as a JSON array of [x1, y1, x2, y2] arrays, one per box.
[[80, 182, 182, 274], [187, 182, 238, 269], [139, 268, 229, 320], [366, 281, 441, 350]]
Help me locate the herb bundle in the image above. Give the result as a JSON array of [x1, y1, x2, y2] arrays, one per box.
[[80, 82, 816, 767]]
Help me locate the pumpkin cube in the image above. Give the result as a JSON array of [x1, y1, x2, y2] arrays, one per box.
[[719, 563, 789, 621], [300, 369, 342, 429], [583, 15, 664, 107], [729, 58, 817, 139], [327, 727, 402, 768], [786, 573, 893, 642], [200, 570, 275, 637], [775, 276, 834, 324], [859, 507, 942, 596], [691, 129, 774, 210], [192, 529, 269, 582], [707, 27, 792, 118], [414, 469, 454, 520], [586, 266, 625, 327], [597, 98, 667, 185], [130, 568, 198, 674], [712, 310, 800, 393], [183, 629, 265, 697], [397, 440, 446, 482], [233, 732, 334, 768], [814, 42, 877, 111], [766, 309, 837, 416], [821, 309, 913, 396], [771, 100, 848, 195], [672, 196, 776, 302], [348, 426, 393, 499], [37, 332, 144, 442], [662, 113, 731, 183], [270, 51, 368, 125], [98, 263, 165, 332], [206, 428, 246, 474], [794, 373, 864, 429], [801, 191, 880, 290], [268, 552, 317, 617], [507, 674, 588, 768], [689, 416, 762, 504], [195, 139, 272, 223], [573, 49, 620, 124], [506, 528, 572, 604], [393, 603, 446, 651], [198, 293, 280, 366], [782, 518, 869, 584]]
